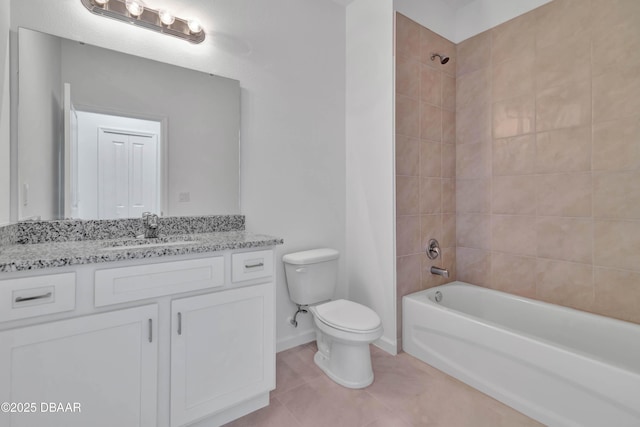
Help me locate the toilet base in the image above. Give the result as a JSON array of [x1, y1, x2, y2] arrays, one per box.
[[313, 330, 376, 389]]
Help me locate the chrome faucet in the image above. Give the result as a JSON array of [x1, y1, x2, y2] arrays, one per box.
[[430, 266, 449, 278], [142, 212, 159, 238]]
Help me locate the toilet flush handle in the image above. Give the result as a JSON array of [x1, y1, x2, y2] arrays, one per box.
[[296, 267, 307, 273]]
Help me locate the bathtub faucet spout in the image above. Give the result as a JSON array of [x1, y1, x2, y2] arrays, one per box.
[[430, 266, 449, 278]]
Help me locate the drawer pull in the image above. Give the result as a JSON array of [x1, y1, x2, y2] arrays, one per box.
[[15, 292, 53, 303], [245, 262, 264, 269], [148, 319, 153, 343], [177, 312, 182, 335]]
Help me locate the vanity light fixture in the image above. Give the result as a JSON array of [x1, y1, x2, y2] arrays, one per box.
[[80, 0, 205, 44]]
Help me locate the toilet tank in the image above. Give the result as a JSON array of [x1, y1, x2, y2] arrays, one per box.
[[283, 248, 339, 306]]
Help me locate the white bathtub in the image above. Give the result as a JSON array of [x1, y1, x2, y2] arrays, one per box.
[[402, 282, 640, 427]]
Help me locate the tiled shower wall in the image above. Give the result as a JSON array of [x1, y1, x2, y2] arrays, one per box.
[[455, 0, 640, 324], [396, 0, 640, 342], [395, 14, 456, 349]]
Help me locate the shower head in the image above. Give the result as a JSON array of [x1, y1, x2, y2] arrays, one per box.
[[430, 53, 450, 65]]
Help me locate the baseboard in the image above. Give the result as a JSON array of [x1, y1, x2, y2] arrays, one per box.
[[374, 335, 397, 355], [276, 329, 316, 353]]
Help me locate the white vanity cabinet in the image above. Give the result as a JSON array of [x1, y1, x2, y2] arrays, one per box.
[[0, 247, 276, 427], [0, 304, 159, 427], [170, 282, 275, 427]]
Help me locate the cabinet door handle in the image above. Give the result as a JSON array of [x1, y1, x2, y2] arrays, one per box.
[[15, 292, 52, 303], [177, 312, 182, 335], [245, 262, 264, 269], [148, 319, 153, 343]]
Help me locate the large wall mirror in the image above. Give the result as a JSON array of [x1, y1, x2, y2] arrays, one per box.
[[14, 27, 240, 221]]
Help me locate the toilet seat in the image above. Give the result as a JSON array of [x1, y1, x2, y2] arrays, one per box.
[[313, 299, 381, 333]]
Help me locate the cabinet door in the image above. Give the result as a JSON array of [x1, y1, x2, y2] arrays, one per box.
[[170, 283, 275, 427], [0, 305, 158, 427]]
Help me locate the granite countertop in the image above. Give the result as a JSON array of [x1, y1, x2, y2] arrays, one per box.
[[0, 216, 284, 273], [0, 230, 283, 273]]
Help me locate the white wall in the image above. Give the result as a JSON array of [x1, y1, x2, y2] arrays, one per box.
[[0, 0, 9, 225], [10, 0, 346, 351], [394, 0, 553, 43], [346, 0, 396, 354]]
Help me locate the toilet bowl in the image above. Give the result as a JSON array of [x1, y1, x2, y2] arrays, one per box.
[[282, 248, 384, 389], [310, 299, 383, 388]]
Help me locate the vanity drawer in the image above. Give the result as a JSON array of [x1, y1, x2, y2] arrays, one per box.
[[231, 250, 274, 282], [0, 273, 76, 322], [95, 257, 224, 307]]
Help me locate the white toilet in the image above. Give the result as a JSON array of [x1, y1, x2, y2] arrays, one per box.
[[283, 248, 383, 389]]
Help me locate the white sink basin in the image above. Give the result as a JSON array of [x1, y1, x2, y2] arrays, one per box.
[[101, 236, 199, 251]]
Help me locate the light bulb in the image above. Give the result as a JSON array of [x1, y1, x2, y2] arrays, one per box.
[[158, 9, 175, 26], [187, 19, 202, 34], [94, 0, 109, 5], [125, 0, 145, 17]]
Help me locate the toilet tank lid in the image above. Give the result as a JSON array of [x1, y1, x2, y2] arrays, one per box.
[[283, 248, 339, 265]]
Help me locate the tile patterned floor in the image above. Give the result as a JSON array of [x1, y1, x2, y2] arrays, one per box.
[[224, 343, 543, 427]]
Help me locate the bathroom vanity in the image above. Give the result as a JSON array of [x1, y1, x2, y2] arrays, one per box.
[[0, 216, 283, 427]]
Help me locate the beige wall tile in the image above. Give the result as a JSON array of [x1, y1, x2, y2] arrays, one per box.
[[396, 95, 420, 137], [592, 0, 640, 76], [491, 11, 536, 65], [593, 116, 640, 171], [535, 0, 591, 50], [536, 79, 591, 131], [397, 254, 423, 298], [457, 102, 492, 144], [492, 215, 537, 256], [537, 173, 592, 217], [442, 178, 456, 214], [456, 141, 491, 178], [456, 178, 490, 214], [396, 175, 419, 215], [594, 220, 640, 271], [535, 126, 591, 173], [442, 110, 456, 144], [492, 252, 536, 298], [397, 215, 421, 256], [442, 74, 456, 111], [396, 13, 420, 60], [535, 35, 591, 90], [536, 259, 594, 311], [492, 55, 535, 102], [536, 217, 592, 263], [492, 134, 536, 176], [442, 143, 456, 177], [492, 175, 537, 215], [420, 102, 442, 141], [593, 171, 640, 219], [419, 141, 442, 177], [442, 213, 456, 248], [457, 67, 491, 111], [456, 214, 491, 249], [421, 214, 442, 250], [396, 135, 420, 176], [420, 177, 442, 214], [593, 66, 640, 123], [396, 54, 420, 98], [493, 95, 535, 139], [594, 267, 640, 324], [456, 32, 491, 77], [421, 66, 441, 106], [456, 247, 491, 286]]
